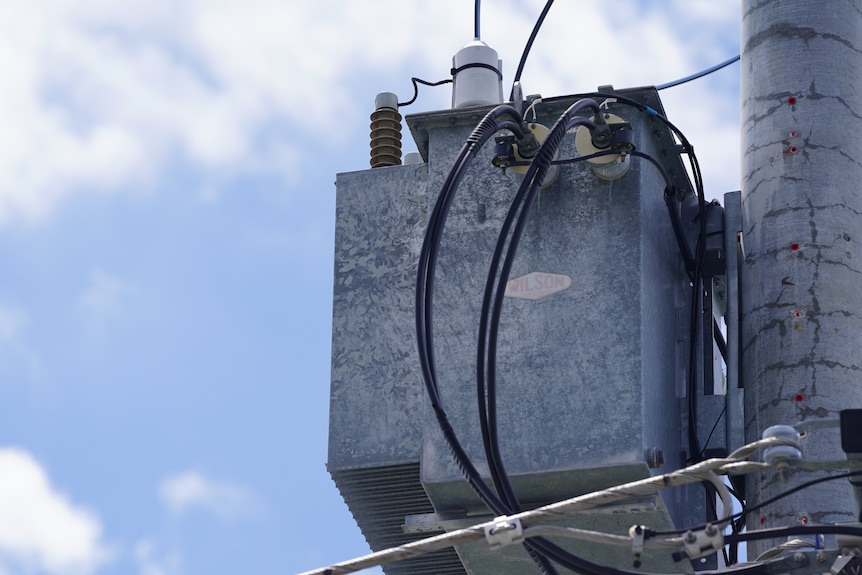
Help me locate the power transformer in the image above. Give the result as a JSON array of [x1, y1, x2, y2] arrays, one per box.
[[328, 87, 739, 575]]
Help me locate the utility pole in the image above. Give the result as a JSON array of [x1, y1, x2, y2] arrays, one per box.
[[741, 0, 862, 556]]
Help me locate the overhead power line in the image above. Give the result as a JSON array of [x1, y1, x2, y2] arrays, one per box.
[[657, 55, 740, 91]]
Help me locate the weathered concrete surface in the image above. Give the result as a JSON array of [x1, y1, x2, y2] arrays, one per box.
[[741, 0, 862, 553]]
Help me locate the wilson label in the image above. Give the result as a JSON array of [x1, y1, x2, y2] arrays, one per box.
[[504, 272, 572, 301]]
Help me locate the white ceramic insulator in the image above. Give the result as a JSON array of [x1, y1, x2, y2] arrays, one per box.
[[762, 424, 802, 465]]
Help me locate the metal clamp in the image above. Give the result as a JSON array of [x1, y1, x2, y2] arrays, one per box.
[[682, 524, 724, 560], [484, 516, 523, 549], [629, 525, 646, 567]]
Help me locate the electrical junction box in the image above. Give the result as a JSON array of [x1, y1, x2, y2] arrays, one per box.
[[328, 88, 729, 575]]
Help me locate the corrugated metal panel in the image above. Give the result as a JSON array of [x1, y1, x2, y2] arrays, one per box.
[[330, 463, 468, 575]]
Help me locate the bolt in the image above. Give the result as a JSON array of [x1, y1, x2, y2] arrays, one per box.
[[794, 552, 806, 564], [817, 551, 826, 564], [684, 531, 697, 544], [645, 448, 664, 469]]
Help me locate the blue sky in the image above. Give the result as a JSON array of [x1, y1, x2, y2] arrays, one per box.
[[0, 2, 740, 574]]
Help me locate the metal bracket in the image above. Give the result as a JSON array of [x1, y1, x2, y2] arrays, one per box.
[[483, 516, 523, 549], [831, 555, 862, 575]]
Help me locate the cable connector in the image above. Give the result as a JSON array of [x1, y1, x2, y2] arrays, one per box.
[[675, 524, 724, 561], [492, 135, 516, 172], [515, 129, 540, 159], [574, 112, 634, 181], [484, 516, 523, 549]]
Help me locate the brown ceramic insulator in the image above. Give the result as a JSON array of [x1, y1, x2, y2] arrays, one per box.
[[370, 108, 402, 168]]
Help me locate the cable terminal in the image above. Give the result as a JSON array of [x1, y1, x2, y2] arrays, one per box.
[[484, 516, 523, 549]]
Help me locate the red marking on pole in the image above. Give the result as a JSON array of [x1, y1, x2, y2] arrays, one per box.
[[795, 393, 805, 402], [793, 311, 802, 318], [789, 131, 797, 137], [760, 517, 766, 525], [791, 243, 800, 251], [787, 97, 797, 105], [789, 146, 798, 153], [801, 516, 809, 524]]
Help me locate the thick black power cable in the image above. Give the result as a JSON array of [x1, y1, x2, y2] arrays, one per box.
[[476, 110, 723, 575], [477, 100, 601, 516], [416, 97, 758, 575], [415, 104, 565, 575], [415, 98, 672, 575], [476, 102, 604, 575], [509, 0, 555, 102], [474, 0, 481, 39], [478, 106, 718, 575]]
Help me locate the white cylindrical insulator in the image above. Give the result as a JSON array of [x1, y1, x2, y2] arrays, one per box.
[[370, 92, 402, 168], [452, 40, 502, 109], [762, 424, 802, 465]]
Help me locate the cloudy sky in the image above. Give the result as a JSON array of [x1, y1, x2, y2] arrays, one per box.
[[0, 1, 740, 574]]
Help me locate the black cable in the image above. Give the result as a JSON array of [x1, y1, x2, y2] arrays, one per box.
[[477, 102, 602, 574], [725, 482, 747, 565], [479, 116, 717, 575], [651, 471, 862, 537], [474, 0, 481, 39], [713, 317, 727, 362], [415, 103, 567, 575], [509, 0, 555, 102], [700, 405, 727, 459], [657, 55, 740, 91], [702, 480, 732, 567], [479, 105, 599, 511], [417, 96, 748, 575], [664, 188, 695, 272], [687, 224, 706, 461], [738, 470, 862, 527], [398, 77, 453, 108], [470, 100, 712, 575], [726, 524, 862, 545]]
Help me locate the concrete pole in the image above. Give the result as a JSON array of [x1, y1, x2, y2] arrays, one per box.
[[741, 0, 862, 555]]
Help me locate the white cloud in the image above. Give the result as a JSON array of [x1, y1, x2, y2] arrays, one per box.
[[0, 449, 108, 575], [133, 540, 181, 575], [0, 0, 741, 222], [0, 307, 27, 341], [159, 471, 258, 521], [78, 269, 133, 319]]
